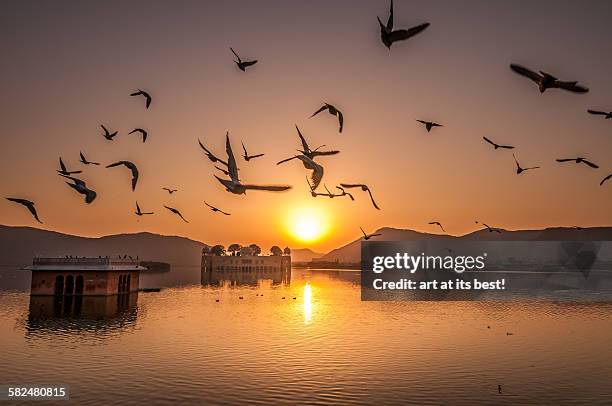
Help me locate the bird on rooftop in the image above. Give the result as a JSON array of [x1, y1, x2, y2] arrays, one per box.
[[513, 154, 540, 174], [555, 157, 599, 169], [135, 201, 154, 216], [101, 124, 118, 141], [509, 64, 588, 93], [57, 157, 83, 176], [339, 183, 380, 210], [311, 103, 344, 133], [230, 47, 258, 72], [416, 120, 443, 132], [59, 174, 97, 204], [360, 227, 382, 240], [5, 197, 42, 223], [377, 0, 430, 49], [130, 89, 152, 108], [79, 151, 99, 165], [204, 201, 231, 216], [241, 141, 265, 161], [164, 205, 188, 223], [483, 136, 515, 150], [215, 133, 291, 195], [129, 128, 148, 143], [106, 161, 139, 191], [428, 221, 445, 232], [162, 187, 178, 194], [587, 109, 612, 119]]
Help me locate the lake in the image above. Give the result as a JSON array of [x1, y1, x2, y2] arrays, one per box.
[[1, 267, 612, 405]]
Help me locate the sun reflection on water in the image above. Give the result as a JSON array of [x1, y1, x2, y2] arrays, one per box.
[[303, 282, 312, 324]]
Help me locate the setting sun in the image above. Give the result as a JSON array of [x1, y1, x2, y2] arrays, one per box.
[[286, 205, 330, 243]]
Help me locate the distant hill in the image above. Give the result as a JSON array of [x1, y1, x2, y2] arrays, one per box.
[[319, 226, 612, 263], [290, 248, 323, 262], [0, 225, 208, 268]]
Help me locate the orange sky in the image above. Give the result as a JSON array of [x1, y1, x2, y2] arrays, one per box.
[[0, 0, 611, 252]]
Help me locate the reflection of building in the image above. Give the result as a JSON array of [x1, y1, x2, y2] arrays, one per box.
[[201, 250, 291, 286], [26, 257, 146, 296]]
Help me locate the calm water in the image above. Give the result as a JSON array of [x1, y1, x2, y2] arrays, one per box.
[[1, 268, 612, 405]]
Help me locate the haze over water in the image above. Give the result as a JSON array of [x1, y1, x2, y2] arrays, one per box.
[[2, 269, 612, 405]]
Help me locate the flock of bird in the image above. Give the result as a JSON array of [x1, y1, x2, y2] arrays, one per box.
[[4, 0, 611, 241]]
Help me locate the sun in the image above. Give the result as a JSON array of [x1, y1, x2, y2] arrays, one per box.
[[286, 205, 329, 243]]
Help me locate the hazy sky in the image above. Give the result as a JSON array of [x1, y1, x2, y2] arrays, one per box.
[[1, 0, 611, 252]]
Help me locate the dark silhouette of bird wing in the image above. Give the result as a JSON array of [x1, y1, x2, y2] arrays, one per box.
[[198, 139, 228, 166], [6, 198, 42, 223], [314, 150, 340, 157], [483, 137, 497, 147], [370, 233, 383, 237], [241, 60, 257, 67], [337, 110, 344, 133], [164, 205, 188, 222], [386, 0, 394, 30], [225, 133, 240, 182], [241, 141, 248, 157], [340, 183, 366, 189], [130, 89, 151, 108], [277, 156, 298, 165], [295, 125, 311, 153], [510, 64, 542, 84], [366, 188, 380, 210], [556, 158, 575, 162], [136, 201, 142, 214], [129, 128, 147, 142], [79, 152, 87, 163], [582, 159, 599, 169], [388, 22, 430, 43], [249, 153, 265, 159], [311, 105, 329, 118], [360, 227, 367, 238], [59, 158, 67, 172], [553, 81, 589, 93], [600, 174, 612, 186], [588, 109, 608, 116], [242, 184, 291, 192], [230, 47, 242, 63]]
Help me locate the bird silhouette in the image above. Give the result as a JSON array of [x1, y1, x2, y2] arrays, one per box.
[[129, 128, 148, 143], [416, 120, 442, 132], [288, 125, 340, 160], [360, 227, 382, 240], [241, 141, 265, 161], [600, 173, 611, 186], [513, 154, 540, 174], [106, 161, 139, 191], [509, 64, 589, 93], [135, 201, 154, 216], [306, 177, 328, 197], [428, 221, 446, 232], [198, 139, 229, 166], [164, 205, 188, 222], [335, 186, 355, 200], [311, 103, 344, 133], [101, 125, 118, 141], [339, 183, 380, 210], [60, 174, 97, 204], [5, 197, 42, 223], [79, 151, 99, 165], [204, 201, 231, 216], [475, 220, 502, 233], [162, 187, 178, 194], [130, 89, 152, 108], [588, 109, 612, 119], [556, 157, 599, 169], [230, 47, 258, 71], [377, 0, 430, 49], [215, 133, 291, 195], [57, 157, 83, 176], [483, 136, 514, 150], [278, 154, 324, 191]]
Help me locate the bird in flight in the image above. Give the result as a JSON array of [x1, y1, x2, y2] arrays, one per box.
[[428, 221, 446, 233], [57, 157, 83, 176], [215, 133, 291, 195], [230, 47, 258, 72], [5, 197, 42, 223], [335, 186, 355, 200], [483, 136, 514, 150], [306, 177, 328, 198], [79, 151, 99, 165], [130, 89, 152, 109], [509, 64, 589, 94], [555, 157, 599, 169], [339, 183, 380, 210], [588, 109, 612, 119], [600, 173, 611, 186], [513, 154, 540, 175], [283, 125, 340, 161], [135, 201, 154, 216], [101, 125, 118, 141], [360, 227, 382, 240], [241, 141, 264, 161], [164, 205, 188, 222], [278, 154, 324, 191], [129, 128, 148, 143], [417, 120, 443, 132], [311, 103, 344, 133], [475, 220, 502, 233], [377, 0, 430, 49], [106, 161, 139, 191], [162, 187, 178, 194], [198, 139, 229, 166], [204, 201, 231, 216], [60, 175, 97, 204]]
